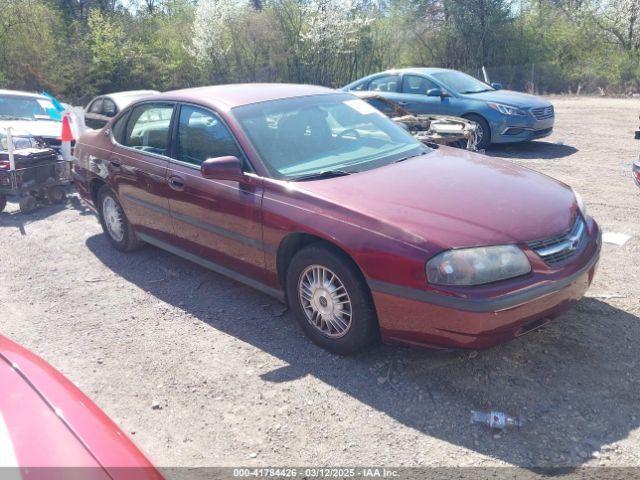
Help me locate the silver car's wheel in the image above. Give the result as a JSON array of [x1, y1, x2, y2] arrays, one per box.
[[298, 265, 352, 338], [102, 195, 124, 242]]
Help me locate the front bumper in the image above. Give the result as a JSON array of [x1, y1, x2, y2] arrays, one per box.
[[370, 227, 601, 350], [491, 113, 555, 144]]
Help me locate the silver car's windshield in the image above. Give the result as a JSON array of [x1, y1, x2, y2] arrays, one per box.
[[232, 94, 428, 180], [432, 71, 494, 94], [0, 95, 59, 121]]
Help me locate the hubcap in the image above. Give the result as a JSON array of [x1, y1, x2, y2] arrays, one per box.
[[102, 196, 124, 242], [299, 265, 352, 338]]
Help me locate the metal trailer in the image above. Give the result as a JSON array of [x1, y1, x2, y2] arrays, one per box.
[[0, 127, 71, 214]]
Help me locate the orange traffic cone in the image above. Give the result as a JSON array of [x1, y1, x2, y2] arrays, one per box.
[[59, 113, 74, 161], [60, 113, 74, 142]]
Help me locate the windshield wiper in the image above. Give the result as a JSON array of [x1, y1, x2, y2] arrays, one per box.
[[460, 89, 492, 94], [291, 170, 353, 181], [393, 151, 430, 164]]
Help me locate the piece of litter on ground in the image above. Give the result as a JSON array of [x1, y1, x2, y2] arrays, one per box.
[[602, 232, 631, 246], [591, 293, 626, 300]]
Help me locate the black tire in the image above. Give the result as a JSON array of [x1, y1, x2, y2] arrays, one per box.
[[463, 113, 491, 150], [19, 195, 37, 214], [46, 185, 67, 204], [97, 185, 143, 252], [0, 194, 6, 213], [286, 244, 378, 355]]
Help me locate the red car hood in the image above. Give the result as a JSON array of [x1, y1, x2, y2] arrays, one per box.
[[295, 147, 577, 250], [0, 335, 161, 478]]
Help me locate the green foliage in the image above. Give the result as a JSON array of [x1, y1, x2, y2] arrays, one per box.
[[0, 0, 639, 103]]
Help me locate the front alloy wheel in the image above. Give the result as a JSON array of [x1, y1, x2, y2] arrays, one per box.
[[287, 244, 378, 355], [299, 265, 353, 338]]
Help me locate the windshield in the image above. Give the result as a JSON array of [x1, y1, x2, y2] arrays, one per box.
[[232, 94, 427, 179], [431, 71, 493, 94], [0, 95, 59, 121]]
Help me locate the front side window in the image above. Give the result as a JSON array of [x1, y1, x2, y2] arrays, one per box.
[[368, 75, 400, 92], [233, 93, 427, 179], [401, 75, 439, 95], [175, 105, 242, 166], [122, 103, 174, 156], [0, 95, 59, 122]]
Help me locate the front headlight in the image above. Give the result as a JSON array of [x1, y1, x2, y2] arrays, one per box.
[[572, 188, 588, 219], [488, 102, 527, 116], [426, 245, 531, 286]]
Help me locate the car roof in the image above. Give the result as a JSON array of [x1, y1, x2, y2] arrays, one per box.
[[374, 67, 457, 77], [0, 89, 48, 99], [97, 90, 160, 109], [152, 83, 337, 110]]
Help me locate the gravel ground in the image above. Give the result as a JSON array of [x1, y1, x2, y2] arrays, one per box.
[[1, 96, 640, 473]]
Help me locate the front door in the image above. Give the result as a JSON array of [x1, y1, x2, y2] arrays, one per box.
[[398, 74, 454, 115], [165, 104, 266, 280], [111, 102, 175, 241]]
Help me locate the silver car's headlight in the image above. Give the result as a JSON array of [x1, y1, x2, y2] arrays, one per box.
[[488, 102, 527, 116], [572, 188, 588, 219], [426, 245, 531, 286]]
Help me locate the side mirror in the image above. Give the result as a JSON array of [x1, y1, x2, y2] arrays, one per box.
[[426, 88, 443, 97], [201, 155, 243, 181], [491, 82, 502, 90]]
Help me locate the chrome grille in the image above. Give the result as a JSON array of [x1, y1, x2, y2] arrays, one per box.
[[527, 217, 586, 265], [531, 105, 554, 120]]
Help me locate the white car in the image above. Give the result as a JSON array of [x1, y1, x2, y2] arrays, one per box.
[[0, 89, 66, 151]]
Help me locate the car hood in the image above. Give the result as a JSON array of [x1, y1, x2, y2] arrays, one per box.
[[295, 147, 576, 251], [0, 119, 62, 138], [459, 89, 551, 109], [0, 334, 161, 476]]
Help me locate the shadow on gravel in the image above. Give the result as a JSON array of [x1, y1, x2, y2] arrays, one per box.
[[87, 234, 640, 470], [487, 141, 578, 160], [0, 188, 93, 233]]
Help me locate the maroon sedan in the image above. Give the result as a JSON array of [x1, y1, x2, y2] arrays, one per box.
[[0, 334, 161, 477], [72, 84, 600, 354]]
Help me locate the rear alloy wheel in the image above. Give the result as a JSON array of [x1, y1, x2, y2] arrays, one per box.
[[464, 113, 491, 150], [286, 244, 378, 355], [19, 195, 37, 214], [97, 186, 143, 252]]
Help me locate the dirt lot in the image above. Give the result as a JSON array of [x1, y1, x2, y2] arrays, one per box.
[[1, 97, 640, 473]]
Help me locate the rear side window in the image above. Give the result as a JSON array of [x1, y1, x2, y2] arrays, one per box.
[[88, 98, 103, 114], [175, 105, 241, 166], [401, 75, 439, 95], [122, 103, 174, 156], [111, 111, 129, 143], [368, 75, 400, 92], [103, 98, 117, 117]]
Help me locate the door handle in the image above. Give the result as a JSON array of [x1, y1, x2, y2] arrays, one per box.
[[110, 159, 121, 168], [168, 176, 185, 191], [398, 101, 409, 106]]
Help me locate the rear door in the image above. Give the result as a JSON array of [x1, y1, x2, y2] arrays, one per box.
[[110, 102, 175, 241], [165, 103, 266, 280]]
